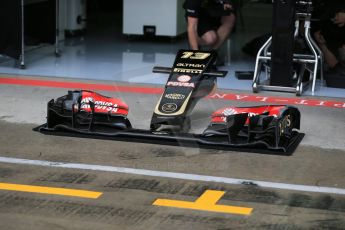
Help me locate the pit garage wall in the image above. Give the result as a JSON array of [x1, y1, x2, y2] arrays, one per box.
[[123, 0, 186, 37], [0, 1, 21, 59], [0, 0, 56, 60]]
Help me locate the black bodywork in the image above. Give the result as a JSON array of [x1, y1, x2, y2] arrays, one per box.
[[150, 49, 226, 131]]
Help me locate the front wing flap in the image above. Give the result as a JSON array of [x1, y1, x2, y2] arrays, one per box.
[[203, 105, 301, 151], [46, 90, 132, 131]]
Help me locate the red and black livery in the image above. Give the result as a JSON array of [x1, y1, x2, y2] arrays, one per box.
[[46, 90, 131, 132]]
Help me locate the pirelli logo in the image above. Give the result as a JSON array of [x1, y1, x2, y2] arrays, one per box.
[[173, 68, 203, 74]]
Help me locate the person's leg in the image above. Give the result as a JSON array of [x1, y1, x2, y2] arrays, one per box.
[[196, 15, 218, 48], [212, 13, 236, 50], [198, 30, 218, 47]]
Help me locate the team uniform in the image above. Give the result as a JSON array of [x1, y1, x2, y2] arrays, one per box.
[[183, 0, 233, 37]]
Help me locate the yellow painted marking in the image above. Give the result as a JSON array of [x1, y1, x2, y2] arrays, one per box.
[[0, 183, 102, 199], [153, 190, 253, 215]]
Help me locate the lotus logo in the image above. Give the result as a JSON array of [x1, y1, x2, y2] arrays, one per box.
[[162, 103, 178, 113], [165, 93, 185, 100], [177, 75, 191, 82]]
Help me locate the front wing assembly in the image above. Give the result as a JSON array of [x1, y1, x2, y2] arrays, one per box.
[[37, 91, 304, 155]]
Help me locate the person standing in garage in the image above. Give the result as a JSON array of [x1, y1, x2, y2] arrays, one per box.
[[313, 0, 345, 74], [183, 0, 236, 51]]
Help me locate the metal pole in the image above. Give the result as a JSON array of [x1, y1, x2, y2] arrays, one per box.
[[252, 36, 272, 86], [55, 0, 60, 57], [20, 0, 25, 69], [225, 38, 231, 66], [308, 31, 324, 84], [304, 20, 318, 93]]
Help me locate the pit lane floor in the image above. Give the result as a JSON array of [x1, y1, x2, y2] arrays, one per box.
[[0, 76, 345, 230]]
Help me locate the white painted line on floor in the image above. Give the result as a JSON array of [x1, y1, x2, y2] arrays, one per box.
[[0, 156, 344, 195]]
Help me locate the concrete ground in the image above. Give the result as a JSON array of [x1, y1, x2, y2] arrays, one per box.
[[0, 75, 344, 230]]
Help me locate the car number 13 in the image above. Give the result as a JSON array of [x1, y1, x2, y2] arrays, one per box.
[[181, 51, 211, 60]]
